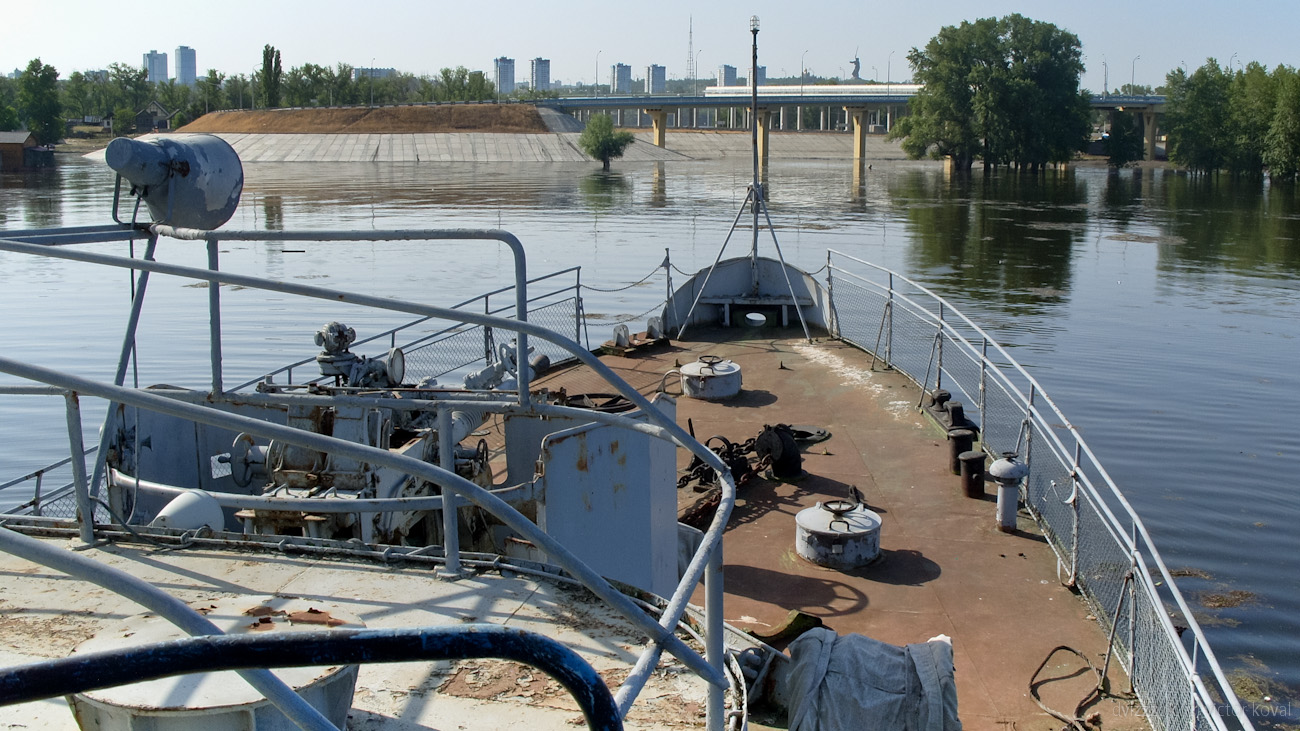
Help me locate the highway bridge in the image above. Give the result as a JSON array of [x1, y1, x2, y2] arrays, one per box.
[[538, 85, 1166, 161]]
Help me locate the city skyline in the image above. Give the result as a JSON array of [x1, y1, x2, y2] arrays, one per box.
[[6, 0, 1297, 97]]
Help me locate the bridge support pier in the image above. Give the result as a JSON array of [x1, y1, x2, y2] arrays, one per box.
[[645, 108, 668, 147], [845, 106, 868, 161], [755, 108, 772, 166], [1143, 111, 1158, 161]]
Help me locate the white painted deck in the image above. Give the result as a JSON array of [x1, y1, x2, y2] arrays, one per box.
[[0, 540, 710, 730]]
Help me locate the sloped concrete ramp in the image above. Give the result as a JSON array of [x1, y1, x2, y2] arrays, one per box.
[[88, 132, 691, 164]]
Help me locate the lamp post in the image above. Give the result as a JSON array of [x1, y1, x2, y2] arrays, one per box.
[[595, 50, 602, 97], [1103, 60, 1108, 95], [800, 49, 808, 95], [369, 57, 376, 107], [1131, 54, 1139, 91], [887, 50, 894, 87], [695, 49, 703, 95], [871, 66, 878, 83]]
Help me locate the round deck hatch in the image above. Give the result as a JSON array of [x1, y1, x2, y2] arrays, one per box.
[[795, 501, 883, 569], [69, 595, 361, 730]]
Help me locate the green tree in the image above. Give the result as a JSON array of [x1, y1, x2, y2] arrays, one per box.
[[433, 66, 495, 102], [194, 69, 225, 116], [225, 74, 254, 109], [0, 76, 15, 110], [328, 64, 358, 105], [1227, 62, 1276, 176], [18, 58, 62, 145], [1164, 60, 1233, 174], [577, 114, 635, 170], [156, 79, 192, 117], [890, 15, 1088, 172], [1264, 68, 1300, 182], [260, 45, 282, 108], [62, 71, 90, 119], [108, 63, 151, 114], [0, 105, 18, 131], [112, 106, 136, 135], [1105, 110, 1145, 167]]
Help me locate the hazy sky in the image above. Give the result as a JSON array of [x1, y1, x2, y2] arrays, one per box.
[[7, 1, 1295, 94]]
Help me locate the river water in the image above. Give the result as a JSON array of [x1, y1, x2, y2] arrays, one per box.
[[3, 154, 1299, 726]]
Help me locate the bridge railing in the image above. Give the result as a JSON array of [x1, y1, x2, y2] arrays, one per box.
[[826, 249, 1252, 731]]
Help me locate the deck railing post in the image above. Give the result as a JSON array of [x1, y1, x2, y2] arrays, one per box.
[[484, 297, 494, 367], [1069, 442, 1081, 587], [979, 339, 988, 436], [885, 273, 894, 364], [705, 542, 725, 731], [1128, 529, 1139, 692], [207, 238, 223, 394], [32, 473, 43, 516], [935, 303, 945, 391], [88, 235, 159, 522], [64, 392, 95, 545], [436, 407, 466, 579]]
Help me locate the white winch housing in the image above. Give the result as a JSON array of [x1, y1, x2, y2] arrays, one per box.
[[679, 355, 742, 400]]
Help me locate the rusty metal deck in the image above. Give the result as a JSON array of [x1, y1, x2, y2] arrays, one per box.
[[536, 327, 1148, 730]]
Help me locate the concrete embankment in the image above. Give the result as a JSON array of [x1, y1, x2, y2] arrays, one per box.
[[89, 105, 911, 164], [96, 130, 908, 164]]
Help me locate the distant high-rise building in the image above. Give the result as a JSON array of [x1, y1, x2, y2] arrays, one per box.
[[494, 57, 515, 94], [754, 66, 766, 86], [174, 46, 197, 87], [610, 63, 632, 94], [530, 58, 551, 92], [717, 65, 737, 87], [144, 50, 168, 83], [645, 64, 666, 94]]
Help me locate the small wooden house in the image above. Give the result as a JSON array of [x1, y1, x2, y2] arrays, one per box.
[[0, 131, 36, 171], [135, 101, 178, 132]]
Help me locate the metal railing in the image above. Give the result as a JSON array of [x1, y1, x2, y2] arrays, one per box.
[[0, 226, 735, 731], [231, 267, 586, 392], [827, 250, 1253, 731]]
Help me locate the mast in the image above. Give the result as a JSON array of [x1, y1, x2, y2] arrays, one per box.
[[749, 15, 760, 293]]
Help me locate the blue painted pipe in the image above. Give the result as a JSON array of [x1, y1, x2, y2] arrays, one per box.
[[0, 624, 622, 731]]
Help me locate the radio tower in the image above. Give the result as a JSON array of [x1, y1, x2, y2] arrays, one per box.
[[686, 16, 694, 82]]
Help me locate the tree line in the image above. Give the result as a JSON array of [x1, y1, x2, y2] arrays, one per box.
[[887, 15, 1300, 180], [0, 44, 559, 142], [1164, 60, 1300, 181]]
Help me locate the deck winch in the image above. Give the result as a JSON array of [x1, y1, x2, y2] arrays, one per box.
[[679, 355, 743, 400]]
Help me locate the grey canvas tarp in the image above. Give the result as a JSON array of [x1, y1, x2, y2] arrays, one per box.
[[786, 627, 961, 731]]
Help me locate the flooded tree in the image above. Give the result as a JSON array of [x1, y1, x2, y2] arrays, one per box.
[[889, 15, 1090, 172], [577, 114, 634, 171]]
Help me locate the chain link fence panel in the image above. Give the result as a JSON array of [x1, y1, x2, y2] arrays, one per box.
[[828, 253, 1249, 731]]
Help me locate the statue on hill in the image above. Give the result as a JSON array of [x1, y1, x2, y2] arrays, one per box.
[[850, 54, 862, 81]]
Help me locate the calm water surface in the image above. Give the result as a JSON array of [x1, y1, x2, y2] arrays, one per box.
[[3, 155, 1299, 726]]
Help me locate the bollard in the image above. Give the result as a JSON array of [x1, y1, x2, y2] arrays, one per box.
[[988, 453, 1029, 533], [959, 450, 986, 498], [946, 401, 965, 429], [947, 428, 974, 474]]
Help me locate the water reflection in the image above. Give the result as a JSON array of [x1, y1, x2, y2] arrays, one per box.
[[577, 170, 631, 212], [650, 163, 667, 208], [1, 166, 66, 229], [1152, 174, 1300, 274], [263, 195, 284, 230], [891, 170, 1084, 312]]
